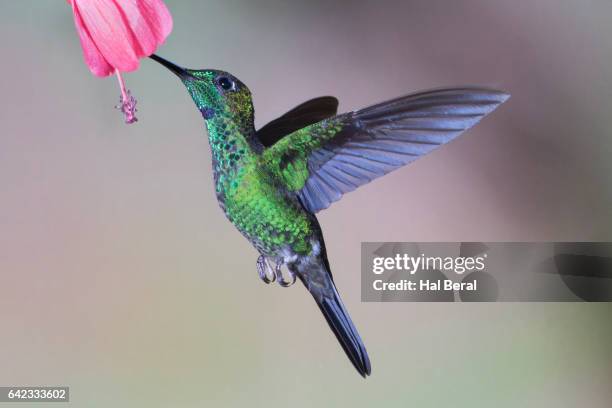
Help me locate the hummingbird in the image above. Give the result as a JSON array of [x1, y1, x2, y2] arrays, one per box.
[[150, 54, 509, 377]]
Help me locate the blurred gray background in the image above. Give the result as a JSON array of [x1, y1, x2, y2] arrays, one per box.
[[0, 1, 611, 407]]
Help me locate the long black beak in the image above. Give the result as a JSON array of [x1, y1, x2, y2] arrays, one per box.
[[150, 54, 192, 79]]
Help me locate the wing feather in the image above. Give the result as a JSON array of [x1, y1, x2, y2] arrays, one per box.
[[256, 96, 339, 147], [263, 88, 509, 213]]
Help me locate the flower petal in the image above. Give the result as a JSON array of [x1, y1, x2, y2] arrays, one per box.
[[141, 0, 173, 44], [112, 0, 173, 57], [70, 0, 114, 77], [73, 0, 140, 72]]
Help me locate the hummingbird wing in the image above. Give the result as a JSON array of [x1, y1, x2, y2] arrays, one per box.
[[262, 88, 509, 214], [256, 96, 339, 147]]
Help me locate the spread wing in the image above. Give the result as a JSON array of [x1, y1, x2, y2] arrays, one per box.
[[262, 87, 509, 214], [256, 96, 339, 147]]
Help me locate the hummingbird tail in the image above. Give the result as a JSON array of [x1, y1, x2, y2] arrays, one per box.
[[297, 259, 371, 377], [316, 282, 372, 378]]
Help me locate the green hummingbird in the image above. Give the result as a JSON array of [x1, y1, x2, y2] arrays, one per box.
[[150, 54, 509, 377]]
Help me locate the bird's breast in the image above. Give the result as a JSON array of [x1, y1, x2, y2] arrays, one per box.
[[214, 163, 314, 256]]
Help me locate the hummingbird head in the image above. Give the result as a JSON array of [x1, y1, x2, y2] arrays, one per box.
[[150, 54, 253, 126]]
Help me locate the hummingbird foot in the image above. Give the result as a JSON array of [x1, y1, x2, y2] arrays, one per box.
[[275, 263, 296, 287], [256, 255, 296, 287], [257, 255, 276, 284]]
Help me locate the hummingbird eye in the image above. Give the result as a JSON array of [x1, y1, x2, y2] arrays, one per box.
[[217, 76, 235, 92]]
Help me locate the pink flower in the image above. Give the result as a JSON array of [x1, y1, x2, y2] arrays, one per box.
[[67, 0, 173, 123]]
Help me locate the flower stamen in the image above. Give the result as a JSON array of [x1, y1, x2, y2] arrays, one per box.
[[115, 70, 138, 124]]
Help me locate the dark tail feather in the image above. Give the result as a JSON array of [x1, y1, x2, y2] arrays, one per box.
[[308, 277, 371, 377]]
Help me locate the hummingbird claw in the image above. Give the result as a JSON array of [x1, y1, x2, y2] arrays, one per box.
[[257, 255, 296, 287], [275, 263, 296, 287], [257, 255, 276, 284]]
